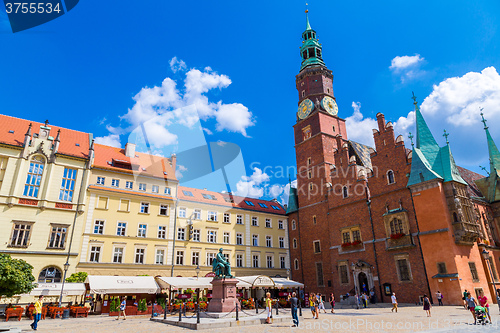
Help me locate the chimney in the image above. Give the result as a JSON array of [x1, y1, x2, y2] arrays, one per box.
[[170, 153, 177, 169], [376, 113, 386, 132], [52, 129, 61, 153], [125, 142, 136, 157]]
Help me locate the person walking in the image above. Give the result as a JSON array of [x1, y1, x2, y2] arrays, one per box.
[[309, 293, 316, 319], [265, 292, 272, 324], [463, 289, 469, 309], [288, 292, 299, 327], [477, 290, 491, 323], [329, 293, 335, 313], [116, 297, 127, 320], [465, 292, 477, 324], [363, 293, 368, 308], [423, 294, 431, 317], [317, 293, 327, 313], [30, 295, 43, 331], [314, 293, 320, 319], [391, 292, 398, 313], [435, 291, 443, 306]]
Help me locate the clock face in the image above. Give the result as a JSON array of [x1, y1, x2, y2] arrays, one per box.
[[297, 99, 314, 119], [321, 96, 338, 116]]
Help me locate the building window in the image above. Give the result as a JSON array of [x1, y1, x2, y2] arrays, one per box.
[[156, 249, 165, 264], [89, 246, 101, 262], [179, 207, 186, 218], [207, 211, 217, 221], [38, 267, 62, 283], [207, 230, 217, 243], [223, 213, 230, 223], [117, 222, 127, 236], [236, 254, 243, 267], [266, 236, 272, 247], [119, 199, 129, 211], [252, 235, 258, 246], [236, 233, 243, 245], [390, 219, 404, 235], [113, 247, 123, 263], [387, 170, 395, 184], [293, 238, 297, 248], [245, 200, 255, 206], [93, 220, 105, 234], [339, 264, 349, 284], [23, 156, 45, 197], [489, 258, 498, 280], [252, 217, 258, 226], [307, 157, 311, 166], [342, 231, 351, 244], [341, 227, 362, 245], [139, 183, 146, 191], [265, 219, 271, 228], [279, 237, 285, 248], [159, 204, 169, 216], [397, 259, 411, 281], [176, 251, 184, 265], [47, 225, 68, 249], [316, 262, 324, 287], [437, 262, 447, 274], [192, 252, 199, 266], [280, 256, 286, 269], [469, 262, 479, 282], [135, 248, 145, 264], [278, 220, 284, 229], [342, 186, 348, 198], [193, 229, 200, 241], [206, 253, 216, 266], [308, 170, 312, 179], [140, 202, 149, 214], [352, 230, 361, 242], [152, 185, 159, 193], [294, 259, 299, 270], [236, 215, 243, 224], [111, 179, 119, 187], [125, 181, 133, 189], [59, 168, 77, 201], [313, 240, 321, 253], [252, 255, 259, 268], [137, 224, 147, 237], [96, 176, 105, 185], [312, 216, 317, 225], [267, 255, 273, 268], [291, 220, 296, 230], [223, 232, 230, 244], [164, 187, 171, 195], [158, 226, 166, 239], [9, 222, 32, 247], [97, 196, 108, 209], [193, 209, 201, 220], [177, 228, 185, 240]]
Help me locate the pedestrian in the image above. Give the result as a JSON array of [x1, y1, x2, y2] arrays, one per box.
[[465, 292, 477, 324], [362, 283, 367, 294], [288, 292, 299, 327], [317, 293, 327, 313], [329, 293, 335, 313], [355, 293, 360, 310], [463, 289, 468, 309], [89, 298, 94, 312], [477, 290, 491, 323], [309, 293, 316, 319], [391, 292, 397, 313], [265, 292, 272, 324], [422, 294, 431, 317], [369, 289, 375, 304], [30, 295, 43, 331], [363, 293, 368, 308], [435, 291, 443, 306], [314, 293, 320, 319], [117, 297, 127, 320]]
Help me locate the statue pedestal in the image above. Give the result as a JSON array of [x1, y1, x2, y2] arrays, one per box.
[[206, 278, 241, 313]]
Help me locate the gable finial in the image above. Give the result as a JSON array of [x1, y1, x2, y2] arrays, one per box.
[[408, 132, 414, 148], [480, 108, 488, 130], [443, 129, 449, 145], [44, 119, 49, 127], [479, 165, 490, 176]]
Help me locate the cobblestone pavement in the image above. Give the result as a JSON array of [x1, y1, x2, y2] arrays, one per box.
[[1, 304, 499, 332]]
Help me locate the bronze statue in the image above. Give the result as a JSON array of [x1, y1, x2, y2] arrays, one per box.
[[212, 248, 232, 278]]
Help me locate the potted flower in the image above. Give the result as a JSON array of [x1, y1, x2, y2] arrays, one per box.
[[341, 242, 352, 248], [351, 240, 362, 246], [137, 299, 148, 315]]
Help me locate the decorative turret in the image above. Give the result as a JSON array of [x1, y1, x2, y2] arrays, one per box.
[[475, 112, 500, 203], [52, 129, 61, 153], [24, 123, 32, 146], [299, 9, 326, 71]]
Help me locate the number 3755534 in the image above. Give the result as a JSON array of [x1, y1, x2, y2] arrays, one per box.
[[5, 2, 62, 14]]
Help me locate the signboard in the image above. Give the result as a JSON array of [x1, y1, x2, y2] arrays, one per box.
[[205, 272, 216, 277], [177, 294, 192, 299], [236, 293, 243, 297], [279, 292, 291, 297], [253, 276, 274, 287], [206, 293, 212, 298]]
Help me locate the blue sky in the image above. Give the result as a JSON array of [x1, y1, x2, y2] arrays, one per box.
[[1, 1, 500, 203]]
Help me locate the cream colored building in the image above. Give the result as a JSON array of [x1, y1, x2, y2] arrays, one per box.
[[0, 115, 92, 299]]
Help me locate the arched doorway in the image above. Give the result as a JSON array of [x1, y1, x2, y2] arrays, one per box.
[[38, 266, 62, 283], [358, 272, 369, 294]]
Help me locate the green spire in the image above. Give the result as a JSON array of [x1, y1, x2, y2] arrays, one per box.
[[286, 177, 298, 214], [305, 7, 312, 30], [412, 92, 439, 154], [299, 8, 326, 71], [481, 112, 500, 173]]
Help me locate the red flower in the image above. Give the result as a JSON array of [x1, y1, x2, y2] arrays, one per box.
[[390, 233, 405, 239]]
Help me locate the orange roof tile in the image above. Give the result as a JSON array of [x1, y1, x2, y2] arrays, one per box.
[[0, 114, 91, 159], [178, 186, 286, 215], [93, 143, 177, 181]]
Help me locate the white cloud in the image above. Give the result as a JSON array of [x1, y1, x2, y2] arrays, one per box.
[[345, 102, 378, 147], [94, 134, 121, 148], [390, 54, 425, 83], [176, 165, 188, 179], [235, 167, 270, 198], [215, 103, 254, 136], [169, 57, 187, 73]]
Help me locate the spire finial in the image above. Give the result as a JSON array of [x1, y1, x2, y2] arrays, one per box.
[[480, 108, 488, 130], [443, 129, 449, 145], [411, 91, 419, 111], [408, 132, 414, 148], [44, 120, 49, 127], [305, 3, 311, 30], [479, 165, 490, 176]]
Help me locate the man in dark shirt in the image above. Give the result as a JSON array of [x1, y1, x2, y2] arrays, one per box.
[[288, 292, 299, 327]]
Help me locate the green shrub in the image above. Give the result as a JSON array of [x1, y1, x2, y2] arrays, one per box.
[[138, 298, 147, 312], [109, 297, 120, 312]]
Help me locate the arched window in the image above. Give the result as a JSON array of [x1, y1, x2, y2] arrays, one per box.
[[294, 259, 299, 270], [291, 220, 296, 230], [293, 238, 297, 248], [390, 219, 404, 235], [342, 186, 348, 198], [23, 155, 45, 198], [38, 266, 62, 283], [387, 170, 395, 184]]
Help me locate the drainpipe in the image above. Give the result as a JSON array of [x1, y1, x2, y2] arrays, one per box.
[[366, 185, 384, 303], [170, 198, 179, 277]]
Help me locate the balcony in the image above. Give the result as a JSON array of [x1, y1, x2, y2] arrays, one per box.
[[452, 221, 481, 245], [386, 234, 415, 251]]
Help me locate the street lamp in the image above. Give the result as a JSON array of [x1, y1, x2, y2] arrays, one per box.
[[481, 249, 500, 311], [195, 264, 200, 280], [58, 261, 71, 308]]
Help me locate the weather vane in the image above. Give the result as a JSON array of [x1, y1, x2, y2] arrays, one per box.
[[305, 3, 308, 13], [408, 132, 414, 148], [443, 129, 449, 145]]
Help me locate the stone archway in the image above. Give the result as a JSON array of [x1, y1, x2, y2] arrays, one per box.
[[358, 272, 369, 294], [351, 260, 374, 295]]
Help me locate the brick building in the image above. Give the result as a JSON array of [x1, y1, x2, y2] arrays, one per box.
[[287, 13, 500, 305]]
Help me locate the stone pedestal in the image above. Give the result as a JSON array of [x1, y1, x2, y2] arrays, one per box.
[[206, 278, 241, 312]]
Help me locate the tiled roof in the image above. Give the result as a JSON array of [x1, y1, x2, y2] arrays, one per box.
[[457, 166, 485, 198], [0, 114, 91, 159], [350, 141, 373, 170], [178, 186, 286, 215], [92, 144, 177, 181]]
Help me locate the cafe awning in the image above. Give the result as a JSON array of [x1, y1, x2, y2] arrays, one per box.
[[236, 275, 275, 288], [272, 278, 304, 289], [85, 275, 160, 294], [156, 277, 252, 290], [23, 283, 86, 296]]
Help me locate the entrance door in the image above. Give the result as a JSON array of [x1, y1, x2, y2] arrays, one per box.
[[358, 272, 369, 294]]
